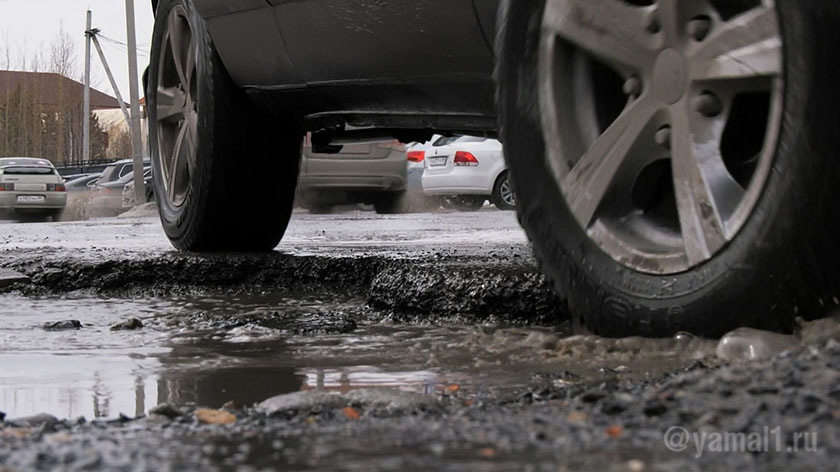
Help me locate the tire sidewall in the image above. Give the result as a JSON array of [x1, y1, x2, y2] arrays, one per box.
[[497, 0, 832, 336], [493, 170, 515, 210], [148, 0, 215, 246]]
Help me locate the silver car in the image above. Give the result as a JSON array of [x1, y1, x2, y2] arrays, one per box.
[[297, 136, 408, 214], [0, 158, 67, 220]]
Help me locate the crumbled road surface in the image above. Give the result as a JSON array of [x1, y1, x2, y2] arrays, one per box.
[[1, 211, 838, 471]]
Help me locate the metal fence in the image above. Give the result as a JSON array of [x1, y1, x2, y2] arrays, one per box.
[[55, 158, 123, 177]]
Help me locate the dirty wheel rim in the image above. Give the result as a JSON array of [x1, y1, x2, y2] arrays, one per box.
[[500, 176, 516, 207], [155, 5, 197, 208], [538, 0, 783, 274]]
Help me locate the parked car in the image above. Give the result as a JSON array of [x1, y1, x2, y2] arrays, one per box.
[[297, 135, 408, 214], [98, 158, 151, 186], [0, 157, 67, 220], [146, 0, 840, 337], [122, 173, 156, 208], [93, 167, 152, 209], [62, 173, 90, 183], [64, 174, 101, 193], [399, 136, 448, 212], [421, 136, 514, 211]]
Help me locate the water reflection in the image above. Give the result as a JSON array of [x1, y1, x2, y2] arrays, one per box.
[[0, 292, 715, 420]]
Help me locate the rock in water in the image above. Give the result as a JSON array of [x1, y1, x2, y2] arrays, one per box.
[[43, 320, 82, 331], [346, 388, 440, 413], [796, 313, 840, 345], [258, 391, 347, 415], [716, 327, 800, 361], [149, 403, 183, 419], [9, 413, 58, 428], [110, 318, 144, 331]]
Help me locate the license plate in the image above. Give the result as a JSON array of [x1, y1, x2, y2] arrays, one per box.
[[429, 156, 447, 167], [17, 195, 45, 203]]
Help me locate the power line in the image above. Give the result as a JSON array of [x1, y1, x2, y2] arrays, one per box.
[[97, 33, 149, 56]]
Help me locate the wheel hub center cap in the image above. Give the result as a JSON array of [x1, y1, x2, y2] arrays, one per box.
[[652, 48, 688, 105]]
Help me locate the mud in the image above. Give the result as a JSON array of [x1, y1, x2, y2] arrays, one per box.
[[0, 212, 562, 323]]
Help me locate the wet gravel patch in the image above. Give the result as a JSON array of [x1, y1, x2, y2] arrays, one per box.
[[2, 340, 838, 471]]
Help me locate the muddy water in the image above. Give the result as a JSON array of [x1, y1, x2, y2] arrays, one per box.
[[0, 291, 718, 420]]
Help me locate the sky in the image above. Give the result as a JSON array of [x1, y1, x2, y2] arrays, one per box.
[[0, 0, 155, 100]]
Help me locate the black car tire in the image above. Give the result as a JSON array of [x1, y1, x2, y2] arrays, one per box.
[[496, 0, 840, 337], [148, 0, 302, 251], [443, 196, 485, 212], [145, 183, 155, 204], [492, 171, 516, 211], [373, 192, 408, 215]]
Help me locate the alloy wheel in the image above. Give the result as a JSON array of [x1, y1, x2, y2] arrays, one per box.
[[155, 5, 198, 208], [539, 0, 783, 274], [500, 175, 516, 207]]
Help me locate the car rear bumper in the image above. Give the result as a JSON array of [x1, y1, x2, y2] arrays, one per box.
[[298, 175, 406, 192], [0, 192, 67, 210], [422, 168, 493, 196]]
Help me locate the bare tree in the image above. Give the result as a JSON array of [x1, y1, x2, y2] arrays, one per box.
[[48, 23, 77, 79], [1, 27, 107, 163]]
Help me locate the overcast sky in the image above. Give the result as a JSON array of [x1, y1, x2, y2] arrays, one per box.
[[0, 0, 155, 100]]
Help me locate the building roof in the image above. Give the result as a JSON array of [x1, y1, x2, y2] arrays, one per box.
[[0, 70, 128, 111]]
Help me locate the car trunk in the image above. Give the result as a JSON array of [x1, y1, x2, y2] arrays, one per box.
[[302, 133, 402, 178], [423, 145, 455, 176], [1, 168, 61, 190]]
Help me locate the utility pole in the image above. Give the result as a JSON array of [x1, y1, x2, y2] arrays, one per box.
[[125, 0, 145, 202], [83, 10, 92, 164]]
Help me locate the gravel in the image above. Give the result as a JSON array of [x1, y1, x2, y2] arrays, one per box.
[[1, 340, 838, 471]]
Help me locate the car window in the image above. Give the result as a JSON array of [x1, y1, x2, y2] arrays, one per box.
[[2, 166, 54, 175], [433, 136, 460, 147], [119, 164, 134, 178], [433, 136, 486, 147], [0, 158, 52, 168], [100, 165, 117, 182]]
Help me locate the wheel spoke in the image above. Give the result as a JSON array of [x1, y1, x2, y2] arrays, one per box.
[[543, 0, 655, 74], [167, 123, 189, 202], [562, 98, 657, 228], [168, 12, 194, 91], [688, 4, 781, 82], [156, 86, 185, 122], [670, 101, 744, 265]]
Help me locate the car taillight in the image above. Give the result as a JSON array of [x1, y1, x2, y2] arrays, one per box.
[[454, 151, 479, 167], [47, 184, 66, 192], [407, 151, 425, 162], [0, 183, 12, 191]]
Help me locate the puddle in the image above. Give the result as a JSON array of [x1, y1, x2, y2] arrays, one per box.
[[0, 291, 719, 420]]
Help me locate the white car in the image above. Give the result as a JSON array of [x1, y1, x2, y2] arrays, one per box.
[[0, 157, 67, 220], [421, 137, 514, 211]]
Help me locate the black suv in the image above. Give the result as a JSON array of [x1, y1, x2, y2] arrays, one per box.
[[147, 0, 840, 337]]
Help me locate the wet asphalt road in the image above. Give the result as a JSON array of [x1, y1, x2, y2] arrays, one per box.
[[1, 208, 839, 471]]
